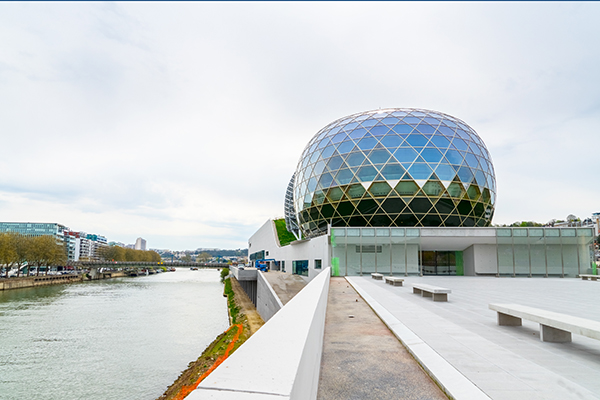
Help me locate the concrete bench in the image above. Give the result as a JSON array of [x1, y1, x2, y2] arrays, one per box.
[[384, 276, 404, 286], [579, 274, 599, 281], [489, 303, 600, 343], [371, 273, 383, 280], [412, 284, 451, 302]]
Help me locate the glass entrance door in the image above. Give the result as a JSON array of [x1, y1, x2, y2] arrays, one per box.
[[421, 251, 457, 275]]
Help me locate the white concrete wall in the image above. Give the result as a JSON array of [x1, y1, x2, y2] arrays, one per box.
[[256, 270, 284, 322], [189, 268, 331, 400], [248, 219, 329, 281], [463, 245, 475, 276], [231, 266, 257, 281], [472, 244, 498, 275]]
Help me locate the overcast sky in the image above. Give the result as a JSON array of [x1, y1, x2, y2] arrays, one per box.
[[0, 2, 598, 250]]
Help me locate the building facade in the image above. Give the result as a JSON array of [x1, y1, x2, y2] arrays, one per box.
[[248, 108, 596, 279], [135, 237, 147, 251]]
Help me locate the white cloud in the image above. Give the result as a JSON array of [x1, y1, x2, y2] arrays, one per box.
[[0, 2, 598, 249]]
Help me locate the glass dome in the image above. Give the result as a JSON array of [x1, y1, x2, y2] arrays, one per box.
[[291, 108, 496, 238]]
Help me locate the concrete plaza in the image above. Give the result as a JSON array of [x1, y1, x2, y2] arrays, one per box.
[[346, 275, 600, 400]]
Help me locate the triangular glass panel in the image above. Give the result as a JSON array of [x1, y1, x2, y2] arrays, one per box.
[[368, 149, 391, 164], [422, 180, 444, 196], [408, 197, 433, 213], [368, 181, 392, 197], [380, 134, 403, 148], [387, 179, 400, 188], [336, 141, 355, 154], [392, 124, 414, 134], [395, 180, 419, 196], [408, 163, 433, 180], [467, 185, 481, 201], [446, 182, 465, 198], [380, 164, 405, 180], [434, 163, 456, 181], [381, 117, 400, 126], [360, 119, 378, 128], [439, 180, 452, 189], [346, 184, 365, 199], [369, 125, 389, 136]]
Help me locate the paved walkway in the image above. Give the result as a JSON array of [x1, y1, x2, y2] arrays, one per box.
[[317, 277, 448, 400], [348, 276, 600, 400], [262, 271, 307, 305]]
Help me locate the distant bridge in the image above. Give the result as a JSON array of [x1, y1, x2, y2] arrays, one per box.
[[77, 261, 230, 269]]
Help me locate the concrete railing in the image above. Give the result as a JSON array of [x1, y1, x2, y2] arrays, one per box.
[[256, 270, 284, 322], [230, 266, 258, 281], [189, 267, 331, 400]]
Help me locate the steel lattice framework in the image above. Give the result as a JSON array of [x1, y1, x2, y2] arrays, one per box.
[[292, 108, 497, 238]]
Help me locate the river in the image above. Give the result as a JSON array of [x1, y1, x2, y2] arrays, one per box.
[[0, 268, 229, 400]]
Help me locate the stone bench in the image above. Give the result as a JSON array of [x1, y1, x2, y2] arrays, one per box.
[[384, 276, 404, 286], [371, 273, 383, 280], [489, 303, 600, 343], [412, 284, 451, 302], [579, 274, 599, 281]]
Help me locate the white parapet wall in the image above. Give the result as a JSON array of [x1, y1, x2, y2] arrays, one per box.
[[188, 267, 331, 400], [256, 270, 284, 322]]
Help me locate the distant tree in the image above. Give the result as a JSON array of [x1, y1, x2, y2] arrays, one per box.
[[567, 214, 578, 222], [100, 245, 126, 262], [181, 253, 192, 263], [509, 221, 543, 227], [28, 235, 65, 275], [148, 251, 161, 263], [198, 252, 211, 263], [14, 234, 31, 277], [0, 233, 16, 278]]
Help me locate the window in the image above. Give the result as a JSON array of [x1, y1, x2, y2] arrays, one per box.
[[315, 259, 322, 269], [293, 260, 309, 276]]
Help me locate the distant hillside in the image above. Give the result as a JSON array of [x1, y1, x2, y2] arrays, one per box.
[[198, 249, 247, 257]]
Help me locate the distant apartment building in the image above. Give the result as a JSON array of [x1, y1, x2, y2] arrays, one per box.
[[135, 237, 147, 251], [0, 222, 76, 261], [0, 222, 68, 237], [67, 231, 107, 261], [0, 222, 111, 262]]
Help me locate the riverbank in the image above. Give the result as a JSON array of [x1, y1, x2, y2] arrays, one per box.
[[157, 274, 265, 400], [0, 274, 84, 290], [0, 270, 157, 291]]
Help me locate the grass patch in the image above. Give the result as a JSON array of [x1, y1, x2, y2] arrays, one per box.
[[223, 277, 240, 324], [274, 218, 297, 246]]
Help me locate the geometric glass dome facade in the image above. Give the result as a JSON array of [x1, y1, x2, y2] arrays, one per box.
[[292, 108, 496, 238]]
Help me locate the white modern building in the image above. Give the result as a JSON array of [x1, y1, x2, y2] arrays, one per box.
[[249, 220, 595, 279], [248, 108, 597, 280], [135, 237, 147, 251]]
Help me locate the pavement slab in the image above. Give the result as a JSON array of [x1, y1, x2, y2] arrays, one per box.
[[348, 276, 600, 400], [317, 277, 447, 400], [262, 271, 307, 305]]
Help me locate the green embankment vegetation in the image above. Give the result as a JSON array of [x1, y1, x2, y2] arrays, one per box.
[[222, 270, 241, 325], [274, 218, 297, 246]]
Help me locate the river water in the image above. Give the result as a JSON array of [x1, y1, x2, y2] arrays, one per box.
[[0, 268, 229, 400]]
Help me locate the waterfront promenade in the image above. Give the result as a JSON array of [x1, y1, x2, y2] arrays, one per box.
[[346, 276, 600, 400]]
